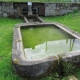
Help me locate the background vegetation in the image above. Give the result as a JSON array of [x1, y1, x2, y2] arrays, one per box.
[[0, 0, 80, 3]]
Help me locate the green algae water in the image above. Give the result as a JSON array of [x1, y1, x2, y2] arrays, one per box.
[[21, 26, 80, 60]]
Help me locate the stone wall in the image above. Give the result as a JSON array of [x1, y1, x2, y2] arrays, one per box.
[[45, 3, 79, 16], [0, 2, 80, 17], [0, 2, 14, 17]]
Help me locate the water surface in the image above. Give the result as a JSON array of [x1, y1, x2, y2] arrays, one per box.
[[21, 26, 80, 60]]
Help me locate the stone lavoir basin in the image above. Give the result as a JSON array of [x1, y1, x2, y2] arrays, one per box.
[[12, 22, 80, 78]]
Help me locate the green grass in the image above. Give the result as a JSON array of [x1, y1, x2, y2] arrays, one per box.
[[0, 17, 26, 80], [42, 12, 80, 33], [0, 12, 80, 80]]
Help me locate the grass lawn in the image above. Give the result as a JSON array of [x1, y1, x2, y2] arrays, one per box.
[[0, 12, 80, 80]]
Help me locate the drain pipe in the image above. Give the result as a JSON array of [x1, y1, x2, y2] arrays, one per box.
[[28, 2, 32, 15]]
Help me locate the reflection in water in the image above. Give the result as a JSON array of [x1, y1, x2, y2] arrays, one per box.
[[24, 39, 80, 60], [21, 26, 80, 60], [69, 39, 75, 51]]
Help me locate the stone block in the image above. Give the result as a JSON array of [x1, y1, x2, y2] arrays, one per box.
[[58, 50, 80, 75], [3, 13, 8, 17]]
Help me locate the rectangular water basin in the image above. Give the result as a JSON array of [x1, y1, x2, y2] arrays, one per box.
[[21, 25, 80, 60], [12, 22, 80, 78]]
